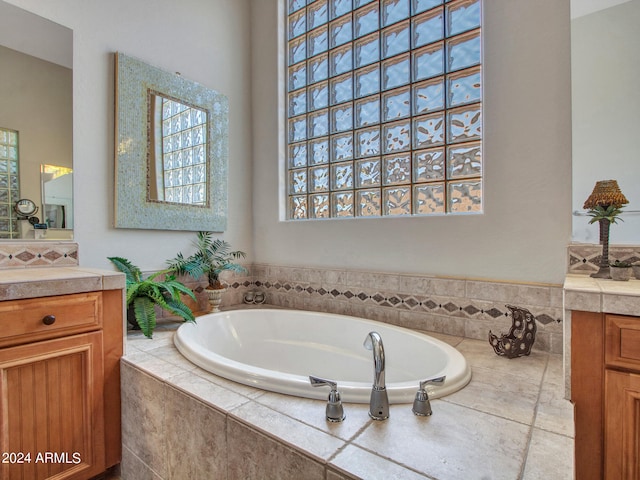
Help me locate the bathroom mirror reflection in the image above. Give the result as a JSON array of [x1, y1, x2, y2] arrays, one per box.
[[41, 164, 73, 230], [115, 52, 228, 231], [571, 0, 640, 243], [0, 0, 73, 240]]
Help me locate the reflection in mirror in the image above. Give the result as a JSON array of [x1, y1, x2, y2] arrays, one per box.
[[571, 0, 640, 243], [115, 52, 228, 231], [14, 198, 38, 217], [41, 164, 73, 230], [0, 0, 73, 240], [0, 128, 19, 238], [148, 92, 208, 205]]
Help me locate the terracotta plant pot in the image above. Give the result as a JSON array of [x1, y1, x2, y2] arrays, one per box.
[[206, 287, 226, 312]]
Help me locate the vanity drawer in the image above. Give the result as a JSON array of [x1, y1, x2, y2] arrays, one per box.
[[0, 292, 102, 348], [606, 314, 640, 371]]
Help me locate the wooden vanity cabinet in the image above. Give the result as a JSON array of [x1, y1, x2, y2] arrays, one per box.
[[604, 314, 640, 479], [572, 311, 640, 479], [0, 289, 123, 480]]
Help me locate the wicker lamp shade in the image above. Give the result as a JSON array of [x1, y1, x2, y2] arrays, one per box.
[[583, 180, 629, 209]]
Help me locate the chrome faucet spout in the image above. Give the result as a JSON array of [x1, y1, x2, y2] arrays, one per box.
[[363, 331, 386, 389], [363, 331, 389, 420]]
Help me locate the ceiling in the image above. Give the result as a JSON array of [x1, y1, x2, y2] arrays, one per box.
[[571, 0, 634, 18], [0, 1, 72, 69]]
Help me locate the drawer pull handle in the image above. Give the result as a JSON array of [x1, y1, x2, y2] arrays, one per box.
[[42, 315, 56, 326]]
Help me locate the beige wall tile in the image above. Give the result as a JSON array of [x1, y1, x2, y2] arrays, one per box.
[[430, 277, 466, 297], [0, 242, 79, 269], [398, 275, 433, 295], [120, 445, 162, 480], [164, 386, 228, 479], [564, 290, 601, 312], [120, 363, 168, 478], [227, 418, 326, 480], [602, 293, 640, 316]]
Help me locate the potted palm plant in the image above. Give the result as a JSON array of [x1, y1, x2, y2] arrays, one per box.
[[167, 231, 247, 312], [108, 256, 196, 338]]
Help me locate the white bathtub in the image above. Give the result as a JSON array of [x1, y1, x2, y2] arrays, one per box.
[[174, 309, 471, 404]]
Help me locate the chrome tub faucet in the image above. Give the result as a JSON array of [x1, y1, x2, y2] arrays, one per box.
[[309, 375, 345, 422], [363, 331, 389, 420], [412, 376, 446, 416]]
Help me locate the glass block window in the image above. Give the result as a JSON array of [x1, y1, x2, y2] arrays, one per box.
[[0, 128, 19, 238], [152, 94, 208, 205], [286, 0, 482, 219]]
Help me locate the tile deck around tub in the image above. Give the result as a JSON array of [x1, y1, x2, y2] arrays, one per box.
[[121, 320, 575, 480]]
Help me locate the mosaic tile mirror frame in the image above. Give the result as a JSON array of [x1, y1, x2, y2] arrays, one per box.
[[114, 52, 229, 231]]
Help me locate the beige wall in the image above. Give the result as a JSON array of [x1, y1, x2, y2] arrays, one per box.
[[4, 0, 573, 284], [250, 0, 573, 285], [6, 0, 253, 271]]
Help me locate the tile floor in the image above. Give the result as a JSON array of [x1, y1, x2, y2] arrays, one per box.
[[120, 320, 575, 479]]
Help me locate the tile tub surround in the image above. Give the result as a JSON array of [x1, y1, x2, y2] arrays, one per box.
[[243, 264, 564, 354], [0, 241, 79, 269], [121, 324, 574, 480]]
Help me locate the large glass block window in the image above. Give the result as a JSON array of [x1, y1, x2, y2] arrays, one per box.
[[149, 93, 208, 205], [0, 128, 19, 238], [286, 0, 482, 219]]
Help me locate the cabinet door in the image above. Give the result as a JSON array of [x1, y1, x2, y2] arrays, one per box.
[[605, 369, 640, 480], [0, 332, 105, 480]]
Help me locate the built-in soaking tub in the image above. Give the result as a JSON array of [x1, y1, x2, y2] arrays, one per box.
[[174, 309, 471, 403]]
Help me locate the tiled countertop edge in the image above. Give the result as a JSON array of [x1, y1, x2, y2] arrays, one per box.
[[564, 274, 640, 316], [0, 266, 125, 301]]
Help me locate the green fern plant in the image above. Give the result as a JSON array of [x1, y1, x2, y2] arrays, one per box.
[[108, 256, 196, 338], [167, 231, 247, 289]]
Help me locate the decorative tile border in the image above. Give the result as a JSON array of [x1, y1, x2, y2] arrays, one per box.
[[0, 241, 586, 355], [568, 243, 640, 275], [225, 264, 564, 354], [0, 242, 79, 269]]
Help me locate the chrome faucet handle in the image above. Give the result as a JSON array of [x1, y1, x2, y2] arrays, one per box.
[[419, 375, 446, 390], [412, 375, 446, 416], [309, 375, 346, 422]]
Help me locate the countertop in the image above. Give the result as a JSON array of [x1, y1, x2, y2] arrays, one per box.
[[564, 274, 640, 316], [0, 266, 125, 301]]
